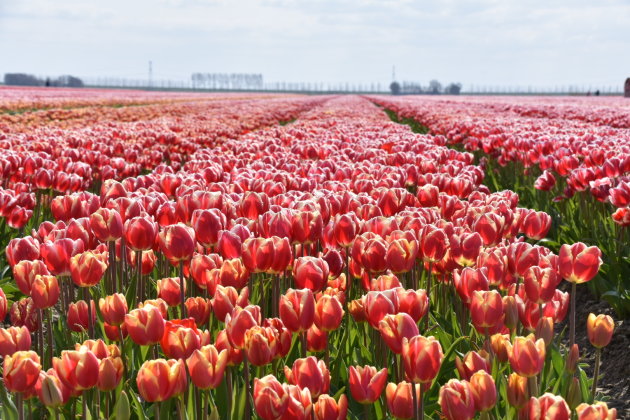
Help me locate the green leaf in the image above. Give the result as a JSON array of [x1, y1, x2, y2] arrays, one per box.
[[0, 385, 18, 420], [113, 390, 131, 420]]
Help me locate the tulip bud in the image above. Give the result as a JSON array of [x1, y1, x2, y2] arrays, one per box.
[[314, 294, 344, 332], [566, 377, 582, 410], [379, 313, 419, 355], [53, 347, 99, 391], [67, 300, 96, 333], [490, 334, 510, 363], [586, 313, 614, 348], [279, 288, 315, 333], [36, 369, 70, 407], [385, 381, 419, 419], [507, 336, 546, 377], [470, 290, 504, 332], [253, 375, 289, 420], [535, 316, 555, 347], [97, 357, 124, 391], [503, 295, 519, 330], [470, 370, 496, 412], [566, 344, 579, 374], [31, 275, 60, 309], [348, 298, 367, 323]]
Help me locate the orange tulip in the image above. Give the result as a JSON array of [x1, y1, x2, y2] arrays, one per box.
[[136, 358, 187, 402], [507, 336, 546, 377], [306, 324, 328, 353], [53, 348, 99, 391], [284, 356, 330, 399], [218, 258, 250, 290], [124, 304, 165, 346], [348, 365, 388, 404], [439, 379, 476, 420], [99, 293, 128, 326], [76, 338, 119, 359], [576, 402, 617, 420], [0, 326, 31, 357], [70, 251, 108, 287], [313, 394, 348, 420], [469, 370, 496, 412], [279, 288, 315, 333], [455, 350, 491, 381], [186, 344, 228, 389], [402, 335, 444, 384], [490, 333, 511, 363], [507, 372, 530, 408], [3, 350, 41, 393], [586, 313, 614, 348], [529, 393, 570, 420]]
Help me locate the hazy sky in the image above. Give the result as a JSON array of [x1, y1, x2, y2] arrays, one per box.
[[1, 0, 629, 89]]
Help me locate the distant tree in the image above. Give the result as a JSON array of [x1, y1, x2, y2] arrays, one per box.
[[4, 73, 42, 86], [57, 75, 84, 88], [445, 83, 462, 95], [390, 81, 401, 95], [428, 80, 442, 94]]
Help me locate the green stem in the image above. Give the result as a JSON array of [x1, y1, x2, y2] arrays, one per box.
[[591, 348, 601, 400], [569, 282, 576, 348]]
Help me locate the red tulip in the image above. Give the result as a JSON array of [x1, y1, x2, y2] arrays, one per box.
[[157, 277, 186, 307], [158, 223, 196, 263], [124, 215, 158, 251], [215, 329, 243, 366], [453, 267, 489, 304], [576, 402, 617, 420], [314, 294, 344, 332], [218, 258, 250, 290], [470, 290, 504, 332], [136, 359, 187, 402], [0, 288, 6, 321], [3, 350, 41, 393], [364, 289, 399, 328], [402, 335, 444, 384], [507, 336, 546, 377], [348, 365, 388, 404], [124, 304, 166, 346], [439, 379, 476, 420], [243, 325, 277, 366], [282, 384, 312, 420], [0, 326, 31, 357], [379, 313, 419, 354], [99, 293, 128, 326], [524, 266, 559, 303], [279, 288, 315, 333], [455, 350, 491, 381], [558, 243, 602, 284], [30, 275, 59, 309], [10, 298, 38, 332], [419, 224, 448, 262], [293, 256, 329, 291], [253, 374, 289, 420], [67, 300, 96, 333], [35, 369, 71, 407], [186, 344, 228, 389], [90, 207, 123, 242], [385, 381, 419, 420], [97, 356, 124, 391], [13, 259, 50, 295], [521, 210, 552, 240], [225, 305, 261, 349], [450, 232, 483, 267], [53, 347, 99, 391], [306, 324, 328, 353], [40, 238, 85, 276], [284, 356, 330, 399], [160, 318, 202, 359], [469, 370, 496, 412], [529, 393, 570, 420], [386, 238, 418, 273], [70, 251, 108, 287], [313, 394, 348, 420], [191, 208, 226, 248], [6, 236, 40, 267], [185, 297, 212, 327], [211, 285, 249, 323]]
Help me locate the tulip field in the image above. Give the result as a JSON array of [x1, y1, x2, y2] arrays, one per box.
[[0, 88, 626, 419]]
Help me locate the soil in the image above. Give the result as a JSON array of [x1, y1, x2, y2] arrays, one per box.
[[566, 285, 630, 417]]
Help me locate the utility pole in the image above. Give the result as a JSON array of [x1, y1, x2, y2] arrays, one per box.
[[148, 60, 153, 88]]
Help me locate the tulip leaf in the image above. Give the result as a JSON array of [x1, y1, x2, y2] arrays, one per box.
[[113, 390, 131, 420], [125, 388, 146, 420], [0, 385, 18, 420]]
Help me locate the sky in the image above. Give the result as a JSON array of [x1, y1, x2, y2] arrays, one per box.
[[1, 0, 629, 90]]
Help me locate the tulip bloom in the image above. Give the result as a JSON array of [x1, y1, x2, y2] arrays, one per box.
[[185, 297, 212, 327], [348, 365, 388, 404], [3, 350, 41, 393], [507, 336, 546, 377], [283, 384, 312, 420], [529, 393, 571, 420], [419, 224, 448, 262], [313, 394, 348, 420], [211, 285, 249, 323], [385, 381, 419, 419], [124, 304, 165, 346], [97, 356, 124, 391], [439, 379, 476, 420], [136, 359, 187, 402], [364, 289, 399, 328], [524, 266, 559, 304], [13, 259, 50, 296], [521, 210, 552, 240], [284, 356, 330, 399], [53, 348, 99, 391], [157, 277, 186, 307], [558, 243, 602, 284], [455, 350, 491, 381], [215, 329, 244, 366], [191, 208, 226, 248], [0, 288, 6, 321], [450, 232, 483, 267], [124, 216, 158, 251], [225, 305, 261, 349], [186, 344, 228, 389], [314, 294, 344, 332], [587, 313, 614, 348], [0, 326, 31, 357], [379, 313, 419, 354], [90, 207, 123, 242], [279, 288, 315, 333], [70, 251, 108, 287], [453, 267, 489, 304], [99, 293, 128, 326], [6, 236, 40, 267], [30, 275, 60, 309], [395, 288, 429, 323], [67, 300, 96, 333], [293, 257, 329, 291], [36, 369, 71, 407], [158, 223, 196, 263], [507, 373, 530, 408], [306, 324, 328, 353], [576, 402, 617, 420], [469, 370, 497, 412], [40, 238, 85, 276], [470, 290, 504, 333], [402, 335, 444, 384], [160, 318, 202, 359], [253, 375, 289, 420]]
